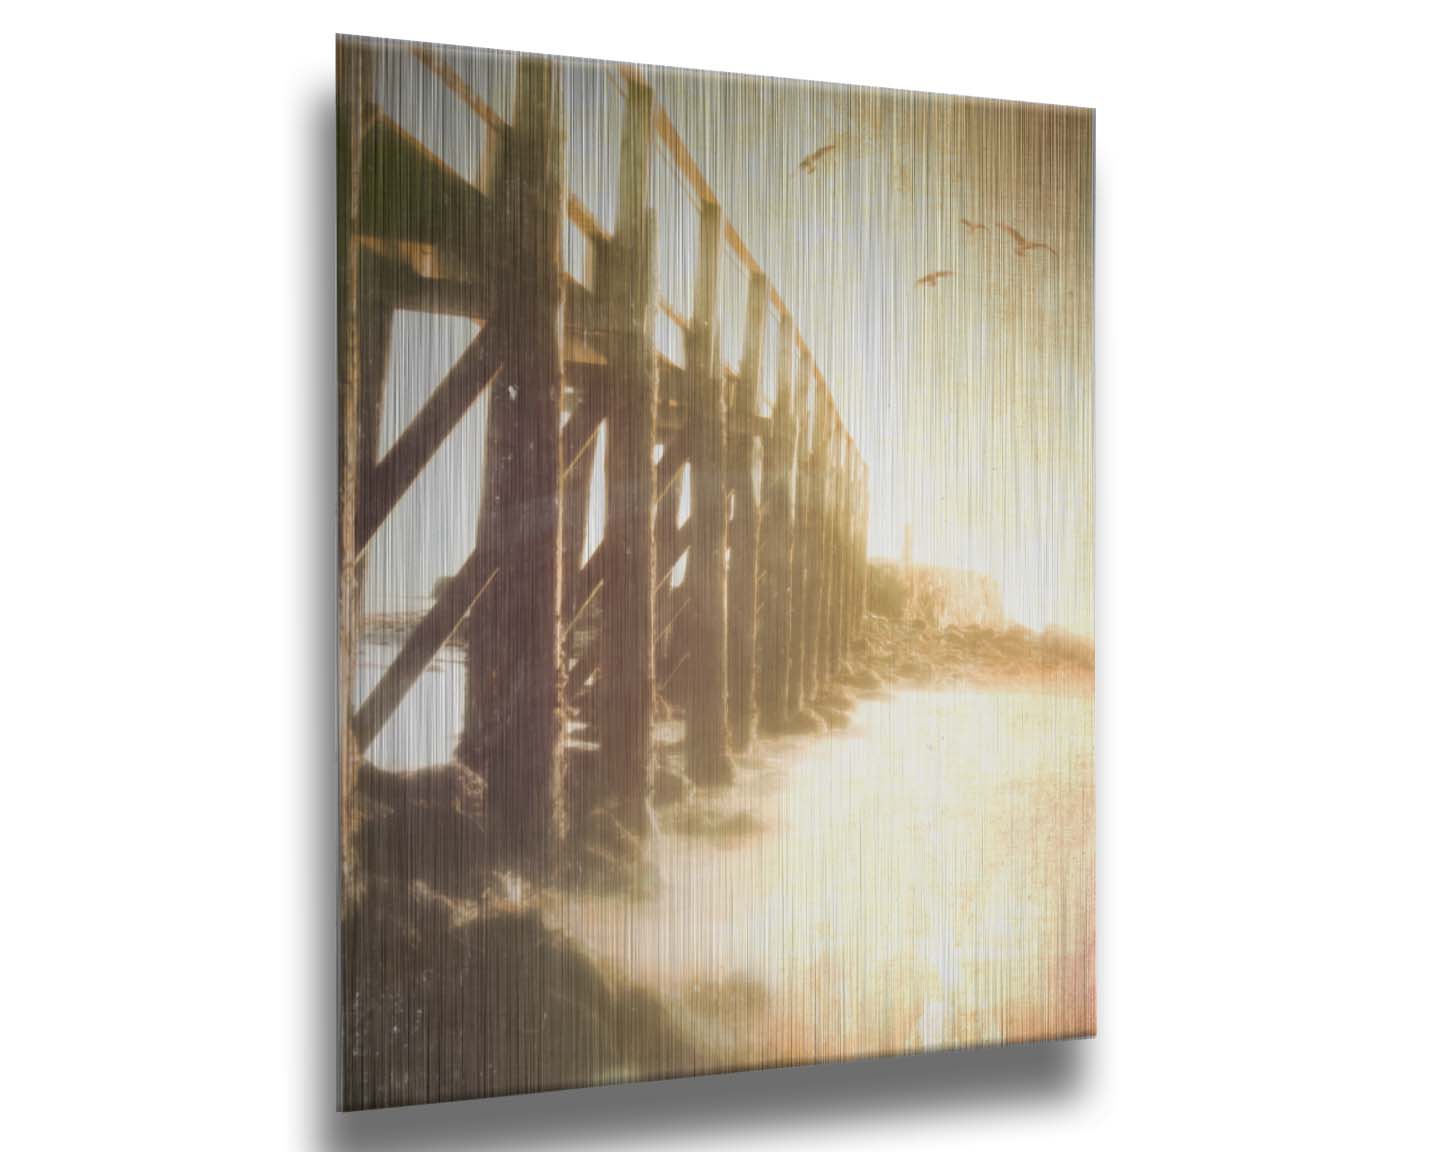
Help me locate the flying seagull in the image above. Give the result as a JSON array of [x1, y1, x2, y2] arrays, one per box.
[[915, 270, 955, 288], [999, 224, 1057, 256], [798, 142, 838, 174], [960, 218, 988, 234]]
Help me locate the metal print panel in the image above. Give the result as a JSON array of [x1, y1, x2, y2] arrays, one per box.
[[337, 33, 1094, 1109]]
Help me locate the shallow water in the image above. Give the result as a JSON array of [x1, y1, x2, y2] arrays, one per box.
[[550, 686, 1094, 1067]]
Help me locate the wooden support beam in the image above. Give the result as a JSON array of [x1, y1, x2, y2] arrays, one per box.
[[656, 427, 689, 498], [566, 448, 687, 631], [410, 44, 508, 132], [561, 396, 599, 629], [597, 75, 661, 832], [459, 55, 568, 862], [561, 391, 604, 477], [659, 648, 691, 700], [352, 548, 497, 753], [656, 590, 689, 699], [356, 320, 500, 552], [357, 241, 494, 319], [786, 347, 813, 719], [572, 545, 603, 630], [657, 518, 694, 591], [657, 604, 691, 690], [653, 468, 680, 653], [352, 222, 606, 340], [757, 313, 795, 733], [654, 446, 692, 692], [359, 116, 495, 258], [725, 269, 766, 753], [570, 427, 688, 635], [566, 278, 607, 339], [685, 199, 732, 786], [566, 635, 601, 700], [656, 587, 691, 645]]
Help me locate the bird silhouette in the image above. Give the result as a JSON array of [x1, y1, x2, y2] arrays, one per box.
[[798, 142, 838, 174], [960, 218, 988, 234], [915, 270, 955, 288], [999, 224, 1057, 256]]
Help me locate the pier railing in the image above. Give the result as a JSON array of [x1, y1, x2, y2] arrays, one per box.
[[338, 36, 871, 890]]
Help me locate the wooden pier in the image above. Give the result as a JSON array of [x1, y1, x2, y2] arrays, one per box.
[[338, 37, 872, 892]]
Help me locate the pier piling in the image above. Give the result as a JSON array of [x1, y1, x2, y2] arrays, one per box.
[[726, 269, 767, 753], [597, 77, 660, 831], [459, 56, 568, 861], [685, 200, 732, 786], [758, 314, 796, 733]]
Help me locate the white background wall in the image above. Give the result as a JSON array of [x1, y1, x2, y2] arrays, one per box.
[[3, 2, 1437, 1147]]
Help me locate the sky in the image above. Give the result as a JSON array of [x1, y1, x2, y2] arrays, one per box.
[[364, 44, 1093, 637]]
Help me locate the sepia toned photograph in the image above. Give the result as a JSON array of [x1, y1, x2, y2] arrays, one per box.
[[337, 33, 1094, 1110]]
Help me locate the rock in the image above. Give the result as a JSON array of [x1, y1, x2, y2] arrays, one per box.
[[356, 761, 489, 899], [342, 874, 693, 1108]]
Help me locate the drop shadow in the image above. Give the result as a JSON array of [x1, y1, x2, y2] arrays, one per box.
[[321, 1039, 1087, 1150], [300, 76, 341, 1135]]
